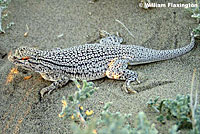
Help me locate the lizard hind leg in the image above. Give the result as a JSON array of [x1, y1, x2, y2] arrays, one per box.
[[100, 35, 123, 45], [106, 58, 140, 94]]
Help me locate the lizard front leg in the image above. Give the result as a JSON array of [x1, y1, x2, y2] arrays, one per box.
[[40, 73, 69, 97], [106, 58, 140, 93]]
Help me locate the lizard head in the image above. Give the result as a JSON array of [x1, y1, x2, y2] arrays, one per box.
[[8, 46, 44, 71]]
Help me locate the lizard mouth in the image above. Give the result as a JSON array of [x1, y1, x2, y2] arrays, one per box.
[[8, 51, 14, 62], [8, 48, 39, 72], [8, 51, 21, 63]]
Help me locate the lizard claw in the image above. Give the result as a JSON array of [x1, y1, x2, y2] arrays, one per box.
[[122, 83, 138, 94], [136, 79, 141, 84], [40, 88, 48, 98]]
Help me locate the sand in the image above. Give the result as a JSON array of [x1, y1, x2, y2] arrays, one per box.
[[0, 0, 200, 134]]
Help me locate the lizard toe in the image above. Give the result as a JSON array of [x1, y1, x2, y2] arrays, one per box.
[[40, 88, 49, 98]]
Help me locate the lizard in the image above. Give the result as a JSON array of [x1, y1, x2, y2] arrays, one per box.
[[8, 32, 195, 98]]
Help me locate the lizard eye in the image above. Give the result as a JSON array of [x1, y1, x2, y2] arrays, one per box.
[[19, 47, 26, 52], [21, 56, 30, 60]]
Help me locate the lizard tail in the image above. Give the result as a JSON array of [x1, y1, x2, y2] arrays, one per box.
[[153, 32, 195, 61], [131, 32, 195, 65]]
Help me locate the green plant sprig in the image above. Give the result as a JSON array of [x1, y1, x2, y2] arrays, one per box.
[[59, 80, 97, 126], [72, 102, 158, 134], [147, 94, 200, 133]]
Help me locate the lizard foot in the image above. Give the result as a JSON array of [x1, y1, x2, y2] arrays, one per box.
[[39, 77, 69, 98], [122, 78, 140, 94], [40, 87, 55, 98], [122, 83, 138, 94]]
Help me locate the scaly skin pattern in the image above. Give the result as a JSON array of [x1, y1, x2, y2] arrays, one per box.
[[8, 33, 195, 97]]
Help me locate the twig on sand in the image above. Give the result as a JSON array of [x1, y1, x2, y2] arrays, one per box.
[[115, 19, 134, 38], [24, 24, 29, 37], [190, 68, 198, 131]]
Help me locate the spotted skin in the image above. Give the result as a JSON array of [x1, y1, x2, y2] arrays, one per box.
[[8, 33, 195, 97]]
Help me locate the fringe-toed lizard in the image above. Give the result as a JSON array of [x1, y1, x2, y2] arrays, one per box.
[[8, 32, 195, 97]]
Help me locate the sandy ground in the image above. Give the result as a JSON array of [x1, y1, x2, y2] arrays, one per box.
[[0, 0, 200, 134]]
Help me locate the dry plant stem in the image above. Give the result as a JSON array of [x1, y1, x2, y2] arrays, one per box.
[[190, 68, 198, 130], [195, 0, 200, 23], [100, 30, 110, 36], [194, 84, 198, 112], [115, 19, 134, 38], [75, 104, 87, 127], [196, 0, 199, 10], [74, 81, 87, 126]]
